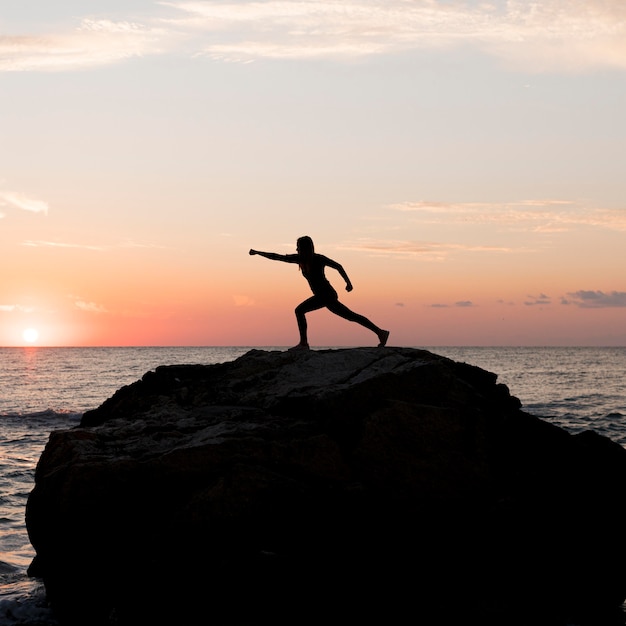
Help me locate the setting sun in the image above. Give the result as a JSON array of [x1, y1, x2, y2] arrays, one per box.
[[22, 328, 39, 344]]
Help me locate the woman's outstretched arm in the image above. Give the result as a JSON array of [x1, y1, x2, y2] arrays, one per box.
[[249, 249, 298, 263]]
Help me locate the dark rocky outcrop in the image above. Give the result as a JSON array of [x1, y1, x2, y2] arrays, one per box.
[[26, 348, 626, 625]]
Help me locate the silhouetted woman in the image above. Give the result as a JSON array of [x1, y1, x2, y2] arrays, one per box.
[[249, 236, 389, 350]]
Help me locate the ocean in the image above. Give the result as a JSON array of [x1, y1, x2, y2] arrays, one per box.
[[1, 346, 625, 625]]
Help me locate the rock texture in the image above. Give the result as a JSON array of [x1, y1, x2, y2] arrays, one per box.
[[26, 347, 626, 625]]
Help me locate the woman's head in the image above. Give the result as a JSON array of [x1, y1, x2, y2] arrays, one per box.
[[296, 236, 314, 272], [296, 236, 314, 257]]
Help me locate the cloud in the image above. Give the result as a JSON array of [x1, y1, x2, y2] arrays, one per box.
[[0, 304, 36, 313], [388, 200, 626, 233], [429, 300, 474, 308], [21, 239, 166, 251], [344, 200, 626, 266], [162, 0, 626, 71], [339, 238, 510, 261], [524, 293, 552, 306], [22, 240, 105, 251], [3, 1, 626, 72], [74, 299, 108, 313], [565, 290, 626, 308], [0, 18, 172, 72], [0, 190, 49, 214]]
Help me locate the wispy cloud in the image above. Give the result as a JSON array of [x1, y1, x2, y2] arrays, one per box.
[[339, 238, 510, 261], [162, 0, 626, 70], [21, 239, 167, 251], [429, 300, 475, 308], [0, 18, 172, 72], [22, 240, 105, 251], [564, 290, 626, 308], [341, 199, 625, 266], [0, 304, 36, 313], [389, 200, 626, 233], [3, 1, 626, 72], [74, 299, 108, 313], [0, 190, 49, 214], [524, 293, 552, 306]]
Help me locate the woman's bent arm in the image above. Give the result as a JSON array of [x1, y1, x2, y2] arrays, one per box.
[[325, 257, 354, 291]]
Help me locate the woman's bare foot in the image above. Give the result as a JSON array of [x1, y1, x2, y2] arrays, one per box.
[[288, 343, 310, 351], [377, 330, 390, 347]]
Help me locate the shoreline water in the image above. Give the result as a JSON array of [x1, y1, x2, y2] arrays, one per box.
[[1, 346, 625, 625]]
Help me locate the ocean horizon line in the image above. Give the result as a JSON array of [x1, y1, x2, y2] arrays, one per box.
[[2, 344, 625, 350]]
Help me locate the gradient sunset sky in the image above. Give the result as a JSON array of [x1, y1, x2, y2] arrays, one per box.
[[2, 0, 625, 347]]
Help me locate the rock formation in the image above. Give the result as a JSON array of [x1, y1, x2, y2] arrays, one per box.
[[26, 347, 626, 625]]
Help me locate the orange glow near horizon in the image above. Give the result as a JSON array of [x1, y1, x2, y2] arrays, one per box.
[[1, 240, 626, 347], [2, 280, 626, 347]]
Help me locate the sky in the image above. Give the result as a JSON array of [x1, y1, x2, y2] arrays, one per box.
[[1, 0, 626, 347]]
